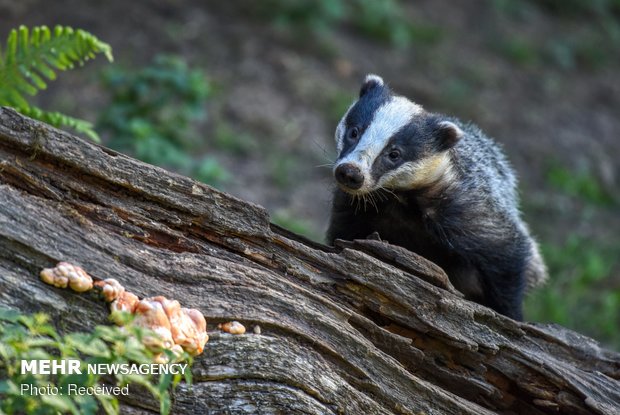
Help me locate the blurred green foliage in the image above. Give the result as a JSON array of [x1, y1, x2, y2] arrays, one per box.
[[213, 124, 258, 156], [0, 308, 191, 415], [264, 0, 345, 34], [534, 0, 620, 16], [438, 79, 475, 112], [546, 163, 616, 206], [98, 55, 209, 165], [496, 31, 617, 70], [268, 155, 298, 190], [349, 0, 442, 47], [97, 55, 230, 187], [525, 163, 619, 349], [248, 0, 442, 47], [324, 89, 355, 126], [493, 36, 539, 67], [494, 0, 620, 70], [526, 237, 620, 348], [194, 156, 232, 188], [272, 209, 322, 241]]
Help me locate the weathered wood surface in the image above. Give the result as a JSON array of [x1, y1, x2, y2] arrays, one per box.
[[0, 107, 619, 415]]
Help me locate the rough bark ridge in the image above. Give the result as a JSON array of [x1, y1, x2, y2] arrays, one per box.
[[0, 107, 618, 415]]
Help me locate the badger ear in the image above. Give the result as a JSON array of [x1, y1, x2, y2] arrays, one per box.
[[359, 74, 384, 98], [435, 121, 463, 151]]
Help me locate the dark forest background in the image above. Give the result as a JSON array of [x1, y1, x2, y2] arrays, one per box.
[[2, 0, 619, 349]]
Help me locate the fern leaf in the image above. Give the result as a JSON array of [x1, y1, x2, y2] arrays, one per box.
[[0, 25, 112, 140], [0, 25, 112, 103], [21, 106, 100, 142]]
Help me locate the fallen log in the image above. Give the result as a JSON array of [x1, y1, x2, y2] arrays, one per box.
[[0, 107, 618, 414]]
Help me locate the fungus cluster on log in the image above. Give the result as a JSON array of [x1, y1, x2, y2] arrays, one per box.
[[40, 262, 209, 361]]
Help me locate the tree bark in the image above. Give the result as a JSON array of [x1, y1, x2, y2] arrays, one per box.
[[0, 107, 618, 415]]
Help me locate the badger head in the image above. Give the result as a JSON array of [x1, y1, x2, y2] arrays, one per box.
[[333, 74, 463, 195]]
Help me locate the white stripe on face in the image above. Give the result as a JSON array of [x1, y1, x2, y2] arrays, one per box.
[[336, 96, 423, 192], [335, 102, 355, 154]]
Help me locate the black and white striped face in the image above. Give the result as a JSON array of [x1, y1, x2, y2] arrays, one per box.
[[333, 74, 463, 195]]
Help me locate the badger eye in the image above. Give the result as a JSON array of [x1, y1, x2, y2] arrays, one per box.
[[388, 150, 401, 161], [347, 127, 360, 141]]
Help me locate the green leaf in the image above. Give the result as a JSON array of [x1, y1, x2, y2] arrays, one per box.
[[41, 394, 80, 414], [18, 106, 101, 142], [74, 394, 100, 415], [65, 333, 111, 358], [0, 307, 21, 322], [158, 372, 172, 394], [1, 308, 193, 415], [160, 391, 171, 415], [183, 363, 193, 385], [22, 337, 58, 349], [59, 372, 94, 391], [0, 379, 20, 395], [96, 393, 120, 415], [0, 25, 112, 141], [23, 348, 54, 360]]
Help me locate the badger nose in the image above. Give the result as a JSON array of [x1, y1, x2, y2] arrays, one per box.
[[335, 163, 364, 190]]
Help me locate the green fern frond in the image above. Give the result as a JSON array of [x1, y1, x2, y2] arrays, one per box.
[[0, 25, 113, 141], [20, 106, 99, 141]]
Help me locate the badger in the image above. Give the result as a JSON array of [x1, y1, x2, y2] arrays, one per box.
[[327, 74, 547, 320]]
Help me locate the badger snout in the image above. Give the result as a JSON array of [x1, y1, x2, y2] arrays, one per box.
[[335, 163, 364, 190]]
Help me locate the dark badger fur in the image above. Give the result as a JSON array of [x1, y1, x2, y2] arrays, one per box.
[[327, 75, 546, 320]]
